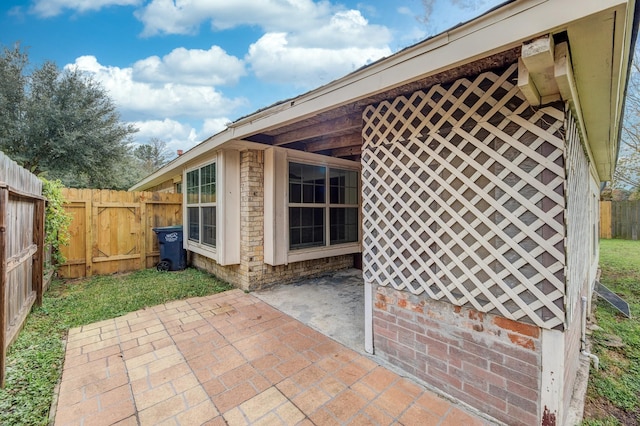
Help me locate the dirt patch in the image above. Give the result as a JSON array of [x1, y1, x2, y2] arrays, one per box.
[[583, 393, 640, 425]]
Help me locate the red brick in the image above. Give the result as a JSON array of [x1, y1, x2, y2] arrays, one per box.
[[463, 383, 507, 412], [428, 365, 462, 390], [508, 333, 536, 350], [454, 362, 505, 389], [507, 402, 540, 426], [397, 317, 425, 334], [490, 363, 538, 390], [506, 379, 539, 401], [493, 316, 540, 338], [504, 353, 540, 378], [493, 341, 540, 366], [461, 339, 504, 364], [506, 388, 538, 415], [449, 346, 488, 369]]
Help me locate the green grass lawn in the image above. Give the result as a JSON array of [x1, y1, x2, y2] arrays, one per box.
[[582, 239, 640, 426], [0, 268, 233, 426]]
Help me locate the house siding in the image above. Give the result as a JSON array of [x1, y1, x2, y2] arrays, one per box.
[[191, 149, 354, 290], [562, 107, 596, 423]]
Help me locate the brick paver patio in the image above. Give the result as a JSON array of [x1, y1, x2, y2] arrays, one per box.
[[53, 289, 494, 425]]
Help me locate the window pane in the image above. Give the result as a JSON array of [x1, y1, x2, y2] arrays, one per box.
[[202, 206, 216, 247], [290, 162, 325, 203], [330, 169, 358, 205], [186, 170, 199, 204], [200, 163, 216, 203], [188, 207, 199, 241], [290, 183, 301, 203], [289, 207, 325, 249], [330, 208, 358, 245]]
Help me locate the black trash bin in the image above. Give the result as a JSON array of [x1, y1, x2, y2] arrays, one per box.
[[153, 225, 187, 271]]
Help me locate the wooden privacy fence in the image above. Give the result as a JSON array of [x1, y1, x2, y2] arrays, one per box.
[[0, 152, 45, 387], [600, 200, 640, 240], [59, 189, 182, 279]]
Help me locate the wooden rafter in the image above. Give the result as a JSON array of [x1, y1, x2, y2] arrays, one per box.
[[273, 113, 362, 146], [305, 133, 361, 152]]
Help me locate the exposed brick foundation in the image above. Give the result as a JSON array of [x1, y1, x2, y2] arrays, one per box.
[[191, 149, 354, 290], [373, 286, 542, 426]]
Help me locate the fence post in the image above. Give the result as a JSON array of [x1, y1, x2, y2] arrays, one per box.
[[0, 186, 8, 387], [33, 199, 45, 306]]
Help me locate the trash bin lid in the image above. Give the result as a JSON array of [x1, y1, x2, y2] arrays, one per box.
[[152, 225, 183, 233]]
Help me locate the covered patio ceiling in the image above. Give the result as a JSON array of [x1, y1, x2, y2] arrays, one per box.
[[239, 48, 521, 162]]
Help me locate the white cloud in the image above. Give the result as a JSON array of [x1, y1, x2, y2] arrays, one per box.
[[132, 45, 245, 86], [246, 32, 391, 88], [31, 0, 140, 17], [135, 0, 332, 37], [129, 117, 230, 153], [291, 10, 390, 49], [66, 55, 247, 120], [130, 118, 199, 152], [201, 118, 230, 137], [133, 3, 393, 89]]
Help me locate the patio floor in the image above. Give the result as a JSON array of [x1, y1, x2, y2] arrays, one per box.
[[53, 289, 494, 425]]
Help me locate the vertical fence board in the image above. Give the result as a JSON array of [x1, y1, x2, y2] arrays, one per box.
[[599, 201, 612, 239], [0, 151, 44, 387], [0, 187, 7, 387], [59, 189, 182, 279], [600, 200, 640, 240], [33, 199, 45, 306]]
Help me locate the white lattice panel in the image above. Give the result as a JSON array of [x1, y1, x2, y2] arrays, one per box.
[[362, 63, 567, 329], [564, 108, 590, 324]]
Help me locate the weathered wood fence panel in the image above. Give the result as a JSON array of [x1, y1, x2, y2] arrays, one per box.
[[0, 152, 45, 387], [606, 200, 640, 240], [599, 201, 612, 239], [59, 189, 182, 279]]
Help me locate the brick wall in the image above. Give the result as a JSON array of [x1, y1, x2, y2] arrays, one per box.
[[373, 286, 542, 426], [191, 149, 354, 290]]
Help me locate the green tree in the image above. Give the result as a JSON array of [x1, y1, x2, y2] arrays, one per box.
[[0, 44, 138, 189], [134, 137, 171, 175], [614, 49, 640, 196]]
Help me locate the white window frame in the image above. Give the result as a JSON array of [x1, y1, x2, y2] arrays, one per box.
[[183, 150, 240, 265], [264, 147, 361, 265], [185, 161, 217, 252]]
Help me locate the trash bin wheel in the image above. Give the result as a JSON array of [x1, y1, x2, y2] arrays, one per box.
[[157, 260, 171, 272]]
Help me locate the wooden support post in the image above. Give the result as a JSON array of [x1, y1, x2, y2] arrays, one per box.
[[33, 199, 45, 306], [0, 187, 8, 387]]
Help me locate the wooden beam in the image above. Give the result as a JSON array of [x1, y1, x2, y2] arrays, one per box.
[[305, 133, 362, 152], [332, 145, 362, 158], [518, 57, 541, 106], [273, 114, 362, 146], [519, 34, 560, 104]]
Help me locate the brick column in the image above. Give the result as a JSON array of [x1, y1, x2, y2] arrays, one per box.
[[239, 150, 265, 290]]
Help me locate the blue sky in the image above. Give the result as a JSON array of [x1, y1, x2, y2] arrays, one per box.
[[1, 0, 503, 155]]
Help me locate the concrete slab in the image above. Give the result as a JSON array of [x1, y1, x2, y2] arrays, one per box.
[[253, 269, 365, 353]]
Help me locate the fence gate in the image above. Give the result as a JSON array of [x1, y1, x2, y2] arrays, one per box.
[[59, 189, 182, 278]]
